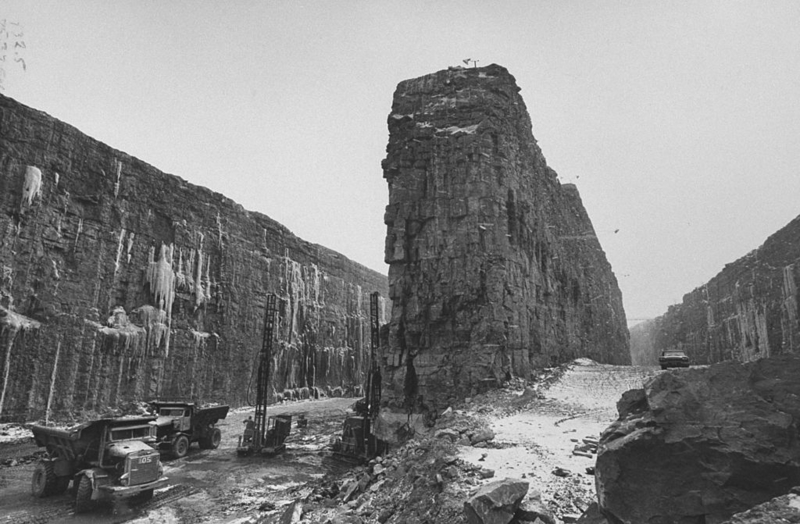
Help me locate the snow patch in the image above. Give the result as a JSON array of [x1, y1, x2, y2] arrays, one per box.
[[437, 124, 479, 135]]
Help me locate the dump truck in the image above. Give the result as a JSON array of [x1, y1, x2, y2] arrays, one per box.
[[29, 415, 168, 513], [149, 401, 230, 459]]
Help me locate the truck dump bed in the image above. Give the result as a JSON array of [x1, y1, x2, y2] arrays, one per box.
[[30, 416, 158, 458], [196, 405, 229, 422]]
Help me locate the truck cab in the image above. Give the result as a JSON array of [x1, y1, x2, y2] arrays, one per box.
[[30, 415, 169, 513]]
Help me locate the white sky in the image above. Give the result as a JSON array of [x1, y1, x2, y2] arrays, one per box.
[[2, 1, 799, 323]]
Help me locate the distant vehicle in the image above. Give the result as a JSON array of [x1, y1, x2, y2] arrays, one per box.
[[659, 349, 690, 370], [149, 401, 230, 459], [29, 416, 168, 513]]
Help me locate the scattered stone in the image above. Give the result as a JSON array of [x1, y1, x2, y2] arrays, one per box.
[[464, 478, 529, 524], [514, 490, 556, 524], [435, 428, 460, 441], [574, 502, 610, 524], [479, 468, 496, 479], [552, 467, 570, 477], [278, 500, 303, 524], [470, 428, 496, 446], [722, 492, 800, 523]]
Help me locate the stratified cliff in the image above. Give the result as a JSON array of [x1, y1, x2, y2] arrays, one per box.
[[632, 214, 800, 366], [0, 94, 388, 422], [380, 65, 629, 412]]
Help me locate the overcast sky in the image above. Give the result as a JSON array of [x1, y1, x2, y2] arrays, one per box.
[[2, 1, 799, 324]]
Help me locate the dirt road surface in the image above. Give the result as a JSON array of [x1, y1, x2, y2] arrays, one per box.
[[1, 360, 663, 523], [458, 359, 660, 519], [0, 398, 357, 524]]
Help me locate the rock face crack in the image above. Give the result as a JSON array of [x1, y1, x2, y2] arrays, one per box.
[[380, 64, 630, 413]]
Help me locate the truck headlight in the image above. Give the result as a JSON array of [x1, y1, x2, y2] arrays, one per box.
[[119, 473, 129, 486]]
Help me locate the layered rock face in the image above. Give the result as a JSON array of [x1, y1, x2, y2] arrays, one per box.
[[631, 215, 800, 366], [0, 94, 388, 422], [596, 356, 800, 524], [381, 65, 629, 412]]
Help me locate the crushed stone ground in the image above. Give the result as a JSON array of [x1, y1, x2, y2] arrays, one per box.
[[0, 360, 661, 523]]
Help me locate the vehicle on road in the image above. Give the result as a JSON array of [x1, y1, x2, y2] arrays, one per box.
[[149, 401, 230, 459], [659, 349, 690, 370], [29, 415, 168, 513]]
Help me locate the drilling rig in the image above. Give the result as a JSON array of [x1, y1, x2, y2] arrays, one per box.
[[237, 293, 292, 456], [333, 291, 387, 461]]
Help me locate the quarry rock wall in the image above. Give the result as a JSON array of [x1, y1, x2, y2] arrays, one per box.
[[631, 214, 800, 366], [0, 94, 388, 422], [380, 65, 629, 412]]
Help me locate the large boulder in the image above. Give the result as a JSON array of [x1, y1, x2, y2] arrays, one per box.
[[595, 355, 800, 524], [464, 478, 529, 524]]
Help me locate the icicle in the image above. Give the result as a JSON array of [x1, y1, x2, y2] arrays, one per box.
[[132, 305, 169, 356], [114, 229, 126, 275], [75, 218, 83, 249], [0, 307, 41, 418], [194, 249, 205, 307], [175, 248, 187, 290], [185, 249, 196, 289], [203, 255, 212, 305], [45, 340, 61, 425], [114, 160, 122, 199], [216, 211, 224, 247], [126, 232, 135, 264], [145, 244, 176, 315], [21, 166, 42, 207]]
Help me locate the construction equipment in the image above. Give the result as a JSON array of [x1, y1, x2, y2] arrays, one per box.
[[29, 416, 168, 513], [237, 293, 292, 456], [149, 400, 230, 458], [333, 291, 387, 461]]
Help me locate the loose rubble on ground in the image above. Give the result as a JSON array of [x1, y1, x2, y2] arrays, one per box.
[[6, 356, 800, 524]]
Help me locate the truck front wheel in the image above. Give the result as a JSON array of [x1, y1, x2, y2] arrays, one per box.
[[200, 428, 222, 449], [171, 435, 190, 459], [31, 461, 59, 497], [133, 488, 154, 505], [74, 476, 95, 513]]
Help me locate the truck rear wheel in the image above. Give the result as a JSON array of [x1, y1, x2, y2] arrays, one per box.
[[31, 461, 59, 497], [74, 476, 95, 513], [200, 427, 222, 449], [171, 435, 190, 459]]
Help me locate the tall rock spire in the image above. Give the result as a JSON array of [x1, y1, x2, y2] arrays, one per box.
[[381, 64, 630, 414]]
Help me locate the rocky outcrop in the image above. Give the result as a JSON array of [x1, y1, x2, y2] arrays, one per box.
[[464, 478, 529, 524], [595, 356, 800, 524], [380, 64, 629, 413], [632, 214, 800, 366], [722, 490, 800, 523], [0, 94, 388, 422]]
